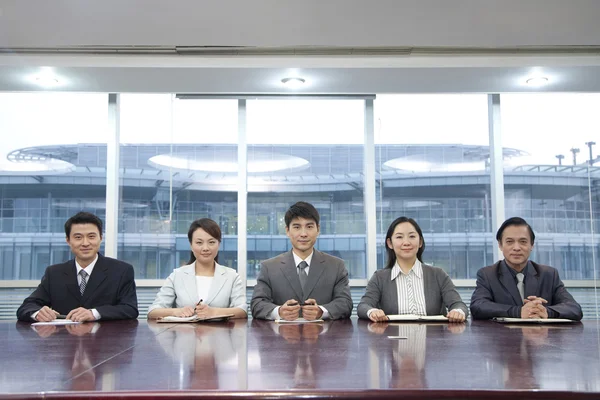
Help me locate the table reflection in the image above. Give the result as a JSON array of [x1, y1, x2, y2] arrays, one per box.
[[13, 321, 138, 392], [250, 319, 354, 389], [149, 320, 247, 390], [361, 321, 466, 389]]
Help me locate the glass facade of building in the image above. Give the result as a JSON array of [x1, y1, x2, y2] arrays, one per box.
[[0, 93, 598, 282]]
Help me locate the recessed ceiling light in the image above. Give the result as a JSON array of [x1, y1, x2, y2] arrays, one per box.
[[28, 69, 62, 88], [281, 77, 306, 88], [525, 76, 549, 87], [35, 76, 59, 86]]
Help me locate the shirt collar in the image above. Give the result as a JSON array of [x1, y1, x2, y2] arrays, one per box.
[[292, 251, 314, 268], [391, 259, 422, 280], [75, 254, 99, 276]]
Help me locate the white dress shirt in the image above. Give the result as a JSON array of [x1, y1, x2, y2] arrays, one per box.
[[195, 276, 213, 303], [270, 251, 331, 320]]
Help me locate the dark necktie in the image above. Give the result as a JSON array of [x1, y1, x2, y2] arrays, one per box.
[[79, 270, 88, 295], [298, 261, 308, 290]]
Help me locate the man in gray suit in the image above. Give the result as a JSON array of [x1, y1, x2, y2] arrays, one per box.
[[251, 202, 353, 321], [470, 217, 582, 321]]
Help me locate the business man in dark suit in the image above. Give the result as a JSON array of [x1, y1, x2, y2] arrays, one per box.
[[17, 212, 139, 322], [470, 217, 582, 321], [251, 201, 353, 320]]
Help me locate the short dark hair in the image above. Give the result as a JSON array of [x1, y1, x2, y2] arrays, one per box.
[[284, 201, 320, 228], [64, 212, 103, 238], [384, 217, 425, 269], [187, 218, 222, 264], [496, 217, 535, 244]]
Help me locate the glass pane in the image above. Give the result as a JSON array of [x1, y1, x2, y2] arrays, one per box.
[[501, 93, 600, 280], [247, 99, 367, 279], [118, 95, 238, 278], [374, 94, 494, 278], [0, 93, 108, 279]]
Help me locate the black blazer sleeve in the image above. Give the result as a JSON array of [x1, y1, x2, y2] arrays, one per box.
[[545, 268, 583, 321], [95, 262, 139, 320], [470, 267, 520, 320], [16, 268, 53, 321]]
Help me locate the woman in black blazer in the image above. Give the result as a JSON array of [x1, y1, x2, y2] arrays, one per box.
[[358, 217, 467, 322]]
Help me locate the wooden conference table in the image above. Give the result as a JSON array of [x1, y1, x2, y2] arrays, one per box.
[[1, 318, 599, 399]]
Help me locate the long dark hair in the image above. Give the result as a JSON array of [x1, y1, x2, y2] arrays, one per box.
[[187, 218, 222, 264], [384, 217, 425, 269]]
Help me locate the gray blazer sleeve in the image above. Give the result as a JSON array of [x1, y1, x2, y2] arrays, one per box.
[[357, 270, 384, 319], [250, 264, 278, 320], [433, 267, 468, 316], [229, 272, 248, 312], [320, 261, 353, 320], [148, 272, 177, 313]]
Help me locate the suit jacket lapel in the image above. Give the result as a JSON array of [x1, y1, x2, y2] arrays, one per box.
[[525, 261, 539, 299], [64, 261, 81, 301], [204, 263, 227, 305], [181, 264, 198, 303], [282, 251, 304, 300], [497, 261, 523, 306], [81, 255, 107, 303], [302, 250, 326, 299]]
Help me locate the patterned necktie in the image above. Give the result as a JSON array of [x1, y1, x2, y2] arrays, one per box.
[[516, 272, 525, 301], [298, 261, 308, 290], [79, 270, 88, 295]]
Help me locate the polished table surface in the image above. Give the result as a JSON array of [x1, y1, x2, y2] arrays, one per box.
[[1, 318, 599, 399]]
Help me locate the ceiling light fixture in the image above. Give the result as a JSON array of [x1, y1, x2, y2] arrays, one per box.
[[281, 77, 306, 88], [525, 76, 549, 87], [29, 68, 62, 88]]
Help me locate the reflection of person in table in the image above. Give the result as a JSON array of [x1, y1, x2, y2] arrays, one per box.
[[358, 217, 467, 323], [251, 319, 354, 389], [150, 320, 247, 390], [148, 218, 247, 320]]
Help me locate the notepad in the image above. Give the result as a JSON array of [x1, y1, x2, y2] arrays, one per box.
[[32, 320, 82, 326], [386, 314, 449, 322], [275, 318, 324, 324], [493, 317, 574, 324], [157, 314, 234, 323]]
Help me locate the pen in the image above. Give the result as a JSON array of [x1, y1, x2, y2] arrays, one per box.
[[196, 299, 203, 307]]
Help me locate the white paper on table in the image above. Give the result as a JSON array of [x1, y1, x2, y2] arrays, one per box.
[[275, 318, 324, 324], [32, 320, 82, 326], [386, 314, 449, 322]]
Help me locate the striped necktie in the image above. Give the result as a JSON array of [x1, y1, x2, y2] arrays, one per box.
[[79, 270, 88, 295]]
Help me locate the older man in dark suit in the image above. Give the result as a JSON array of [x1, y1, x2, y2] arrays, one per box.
[[251, 202, 353, 321], [17, 212, 138, 322], [470, 217, 582, 321]]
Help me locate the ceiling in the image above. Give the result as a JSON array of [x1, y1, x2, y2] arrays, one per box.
[[1, 0, 600, 93]]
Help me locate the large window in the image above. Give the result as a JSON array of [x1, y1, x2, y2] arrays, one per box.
[[246, 99, 367, 279], [501, 94, 600, 279], [0, 93, 108, 279], [118, 95, 238, 279], [374, 95, 493, 278]]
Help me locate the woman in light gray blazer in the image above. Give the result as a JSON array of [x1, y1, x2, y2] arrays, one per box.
[[358, 217, 467, 323], [148, 219, 247, 320]]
